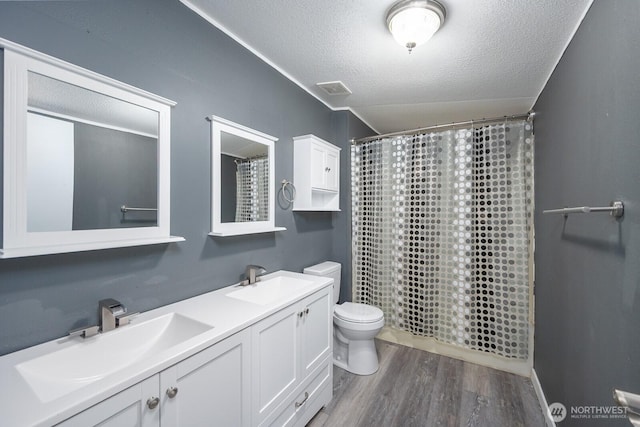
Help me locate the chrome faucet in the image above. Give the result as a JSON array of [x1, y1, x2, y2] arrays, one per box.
[[69, 299, 138, 339], [99, 298, 127, 332], [242, 265, 267, 286]]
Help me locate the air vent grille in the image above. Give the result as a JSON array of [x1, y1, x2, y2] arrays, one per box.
[[316, 81, 352, 96]]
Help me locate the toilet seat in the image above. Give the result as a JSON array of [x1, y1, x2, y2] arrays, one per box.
[[334, 302, 384, 323]]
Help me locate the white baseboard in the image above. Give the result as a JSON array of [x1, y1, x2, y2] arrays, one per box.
[[531, 368, 555, 427]]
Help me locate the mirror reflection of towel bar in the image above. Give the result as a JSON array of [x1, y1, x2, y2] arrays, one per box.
[[542, 201, 624, 218], [120, 205, 158, 213]]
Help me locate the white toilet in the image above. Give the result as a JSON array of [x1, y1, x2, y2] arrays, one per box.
[[303, 261, 384, 376]]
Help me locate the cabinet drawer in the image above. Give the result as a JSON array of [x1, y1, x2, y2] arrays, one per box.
[[261, 359, 332, 427]]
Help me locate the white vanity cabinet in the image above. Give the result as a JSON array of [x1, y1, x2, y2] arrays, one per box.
[[1, 272, 334, 426], [58, 329, 251, 427], [293, 135, 341, 211], [57, 376, 159, 427], [160, 329, 251, 426], [253, 287, 333, 427]]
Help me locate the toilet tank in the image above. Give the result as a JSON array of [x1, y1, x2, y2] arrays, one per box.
[[303, 261, 341, 304]]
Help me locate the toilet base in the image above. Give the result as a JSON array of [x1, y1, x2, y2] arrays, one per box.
[[333, 335, 380, 376]]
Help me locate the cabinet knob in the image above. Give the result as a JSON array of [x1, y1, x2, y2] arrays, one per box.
[[147, 396, 160, 410], [305, 308, 310, 315], [298, 311, 304, 318], [166, 386, 179, 399]]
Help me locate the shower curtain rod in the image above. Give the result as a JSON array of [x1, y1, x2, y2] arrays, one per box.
[[233, 154, 268, 164], [351, 111, 535, 145]]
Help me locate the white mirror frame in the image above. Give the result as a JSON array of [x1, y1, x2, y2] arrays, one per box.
[[208, 116, 285, 237], [1, 39, 184, 258]]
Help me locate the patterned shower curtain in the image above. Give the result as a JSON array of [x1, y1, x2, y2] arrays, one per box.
[[351, 120, 534, 360], [235, 156, 269, 222]]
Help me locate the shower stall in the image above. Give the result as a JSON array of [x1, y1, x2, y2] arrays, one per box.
[[351, 115, 534, 374]]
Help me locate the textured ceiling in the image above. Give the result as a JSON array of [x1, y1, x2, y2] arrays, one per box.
[[181, 0, 593, 135]]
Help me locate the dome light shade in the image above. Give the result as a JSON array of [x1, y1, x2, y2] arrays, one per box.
[[386, 0, 446, 53]]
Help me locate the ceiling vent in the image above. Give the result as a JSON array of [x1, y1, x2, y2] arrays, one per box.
[[316, 81, 352, 96]]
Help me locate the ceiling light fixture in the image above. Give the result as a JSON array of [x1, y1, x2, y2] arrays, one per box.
[[386, 0, 446, 54]]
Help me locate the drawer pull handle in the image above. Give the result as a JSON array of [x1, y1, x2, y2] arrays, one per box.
[[295, 391, 309, 408], [147, 397, 160, 410], [166, 386, 179, 398]]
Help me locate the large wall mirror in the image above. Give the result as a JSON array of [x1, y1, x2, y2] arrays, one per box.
[[1, 39, 184, 258], [208, 116, 285, 236]]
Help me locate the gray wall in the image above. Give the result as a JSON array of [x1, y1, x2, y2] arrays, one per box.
[[0, 0, 373, 355], [330, 111, 376, 303], [534, 1, 640, 425], [220, 154, 237, 223], [73, 123, 158, 230]]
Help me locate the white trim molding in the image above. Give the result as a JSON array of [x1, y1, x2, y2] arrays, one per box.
[[532, 368, 556, 427], [0, 38, 176, 107], [178, 0, 380, 135]]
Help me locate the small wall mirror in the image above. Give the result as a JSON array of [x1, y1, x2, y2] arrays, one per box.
[[208, 116, 285, 236], [1, 39, 184, 258]]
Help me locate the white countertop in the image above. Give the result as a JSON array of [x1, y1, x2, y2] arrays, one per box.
[[0, 270, 332, 426]]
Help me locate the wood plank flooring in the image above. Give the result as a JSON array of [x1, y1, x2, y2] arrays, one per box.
[[308, 340, 546, 427]]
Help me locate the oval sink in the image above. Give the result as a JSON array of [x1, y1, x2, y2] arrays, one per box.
[[226, 275, 315, 306], [16, 313, 213, 402]]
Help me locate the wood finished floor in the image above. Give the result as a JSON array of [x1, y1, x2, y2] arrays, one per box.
[[308, 340, 546, 427]]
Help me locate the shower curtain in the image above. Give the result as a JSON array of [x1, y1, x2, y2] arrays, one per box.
[[351, 120, 534, 361], [235, 156, 269, 222]]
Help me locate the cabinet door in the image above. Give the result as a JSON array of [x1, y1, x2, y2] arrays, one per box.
[[300, 288, 332, 378], [252, 303, 300, 425], [57, 376, 159, 427], [310, 143, 327, 189], [324, 149, 339, 192], [160, 329, 251, 427]]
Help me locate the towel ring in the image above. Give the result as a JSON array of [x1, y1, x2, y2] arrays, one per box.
[[281, 179, 296, 203]]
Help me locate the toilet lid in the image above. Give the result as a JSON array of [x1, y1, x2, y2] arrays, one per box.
[[334, 302, 384, 323]]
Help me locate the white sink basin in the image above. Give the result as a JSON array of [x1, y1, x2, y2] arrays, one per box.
[[226, 275, 315, 306], [16, 313, 213, 402]]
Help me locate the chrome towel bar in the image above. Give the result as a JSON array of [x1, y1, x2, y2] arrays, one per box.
[[613, 389, 640, 426], [120, 205, 158, 213], [543, 201, 624, 218]]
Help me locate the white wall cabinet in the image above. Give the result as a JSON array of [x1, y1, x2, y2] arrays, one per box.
[[58, 329, 251, 427], [293, 135, 341, 211], [254, 287, 333, 427]]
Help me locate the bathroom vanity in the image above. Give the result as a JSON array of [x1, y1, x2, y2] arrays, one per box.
[[0, 271, 333, 426]]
